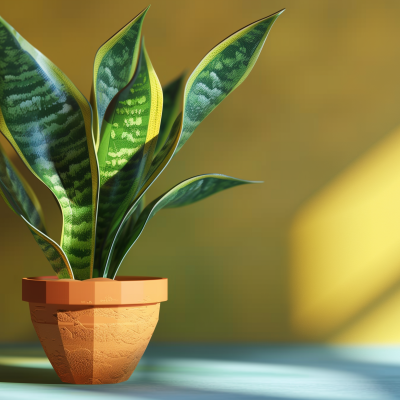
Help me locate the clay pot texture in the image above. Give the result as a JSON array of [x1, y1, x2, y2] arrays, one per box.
[[22, 276, 168, 384]]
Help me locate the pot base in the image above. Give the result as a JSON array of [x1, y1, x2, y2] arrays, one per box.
[[29, 302, 160, 384]]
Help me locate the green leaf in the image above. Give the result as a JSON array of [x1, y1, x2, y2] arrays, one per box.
[[0, 143, 45, 233], [107, 174, 258, 278], [92, 7, 149, 148], [94, 40, 162, 277], [110, 195, 145, 270], [100, 11, 282, 275], [137, 10, 282, 200], [154, 73, 185, 156], [0, 142, 73, 279], [177, 10, 283, 152], [98, 113, 182, 278], [140, 112, 183, 196], [0, 16, 99, 280]]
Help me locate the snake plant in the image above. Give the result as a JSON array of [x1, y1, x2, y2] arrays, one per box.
[[0, 7, 283, 280]]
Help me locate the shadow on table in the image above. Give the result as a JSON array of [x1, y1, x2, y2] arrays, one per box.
[[0, 363, 295, 400], [0, 345, 296, 400], [0, 363, 60, 384], [3, 344, 400, 399]]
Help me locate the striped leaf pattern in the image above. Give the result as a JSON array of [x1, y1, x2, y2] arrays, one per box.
[[0, 143, 72, 278], [101, 12, 282, 275], [0, 16, 98, 280], [154, 73, 185, 156], [92, 7, 148, 147], [136, 11, 282, 200], [177, 10, 283, 152], [100, 113, 183, 277], [0, 9, 280, 280], [94, 42, 162, 277], [107, 174, 257, 278]]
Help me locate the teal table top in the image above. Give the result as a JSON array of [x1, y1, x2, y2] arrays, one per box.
[[1, 344, 400, 399]]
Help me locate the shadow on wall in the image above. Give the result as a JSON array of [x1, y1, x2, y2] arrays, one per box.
[[290, 125, 400, 343]]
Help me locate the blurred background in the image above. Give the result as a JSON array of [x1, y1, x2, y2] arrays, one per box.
[[1, 0, 400, 344]]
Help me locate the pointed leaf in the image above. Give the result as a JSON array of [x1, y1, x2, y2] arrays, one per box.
[[154, 73, 185, 156], [101, 11, 282, 274], [0, 143, 73, 278], [92, 7, 148, 147], [108, 174, 257, 278], [94, 41, 162, 277], [137, 10, 283, 199], [0, 16, 99, 280], [177, 10, 283, 152]]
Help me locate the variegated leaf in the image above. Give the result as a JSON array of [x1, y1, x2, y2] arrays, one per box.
[[154, 73, 185, 156], [98, 113, 182, 278], [94, 41, 162, 277], [102, 12, 282, 275], [177, 10, 283, 152], [140, 11, 282, 196], [0, 143, 73, 278], [107, 174, 257, 278], [0, 16, 98, 280], [92, 7, 148, 148]]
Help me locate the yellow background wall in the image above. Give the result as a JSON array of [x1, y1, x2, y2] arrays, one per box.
[[1, 0, 400, 343]]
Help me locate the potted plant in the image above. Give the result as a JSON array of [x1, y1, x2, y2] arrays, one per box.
[[0, 6, 283, 384]]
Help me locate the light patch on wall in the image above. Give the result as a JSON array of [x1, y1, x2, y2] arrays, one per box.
[[290, 125, 400, 342]]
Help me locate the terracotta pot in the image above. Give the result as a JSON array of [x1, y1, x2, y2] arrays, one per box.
[[22, 276, 167, 385]]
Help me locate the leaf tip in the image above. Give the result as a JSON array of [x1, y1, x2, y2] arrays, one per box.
[[259, 8, 285, 25]]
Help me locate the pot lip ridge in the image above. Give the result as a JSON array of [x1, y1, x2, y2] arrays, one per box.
[[22, 276, 168, 306]]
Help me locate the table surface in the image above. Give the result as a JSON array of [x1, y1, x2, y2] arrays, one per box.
[[1, 344, 400, 399]]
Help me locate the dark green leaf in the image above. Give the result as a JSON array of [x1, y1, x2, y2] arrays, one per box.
[[92, 7, 149, 147], [94, 41, 162, 277], [107, 174, 258, 278], [154, 73, 185, 156], [0, 143, 73, 278], [177, 10, 283, 152], [136, 10, 282, 201], [0, 16, 99, 280]]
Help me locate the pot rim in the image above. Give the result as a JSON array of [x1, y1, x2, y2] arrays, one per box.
[[22, 276, 168, 305]]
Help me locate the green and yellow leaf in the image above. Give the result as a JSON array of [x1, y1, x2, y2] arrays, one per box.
[[0, 16, 98, 280], [92, 7, 148, 148], [94, 41, 162, 277], [98, 113, 182, 278], [178, 10, 283, 151], [107, 174, 258, 278], [0, 143, 73, 278], [101, 11, 282, 275], [140, 10, 282, 196]]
